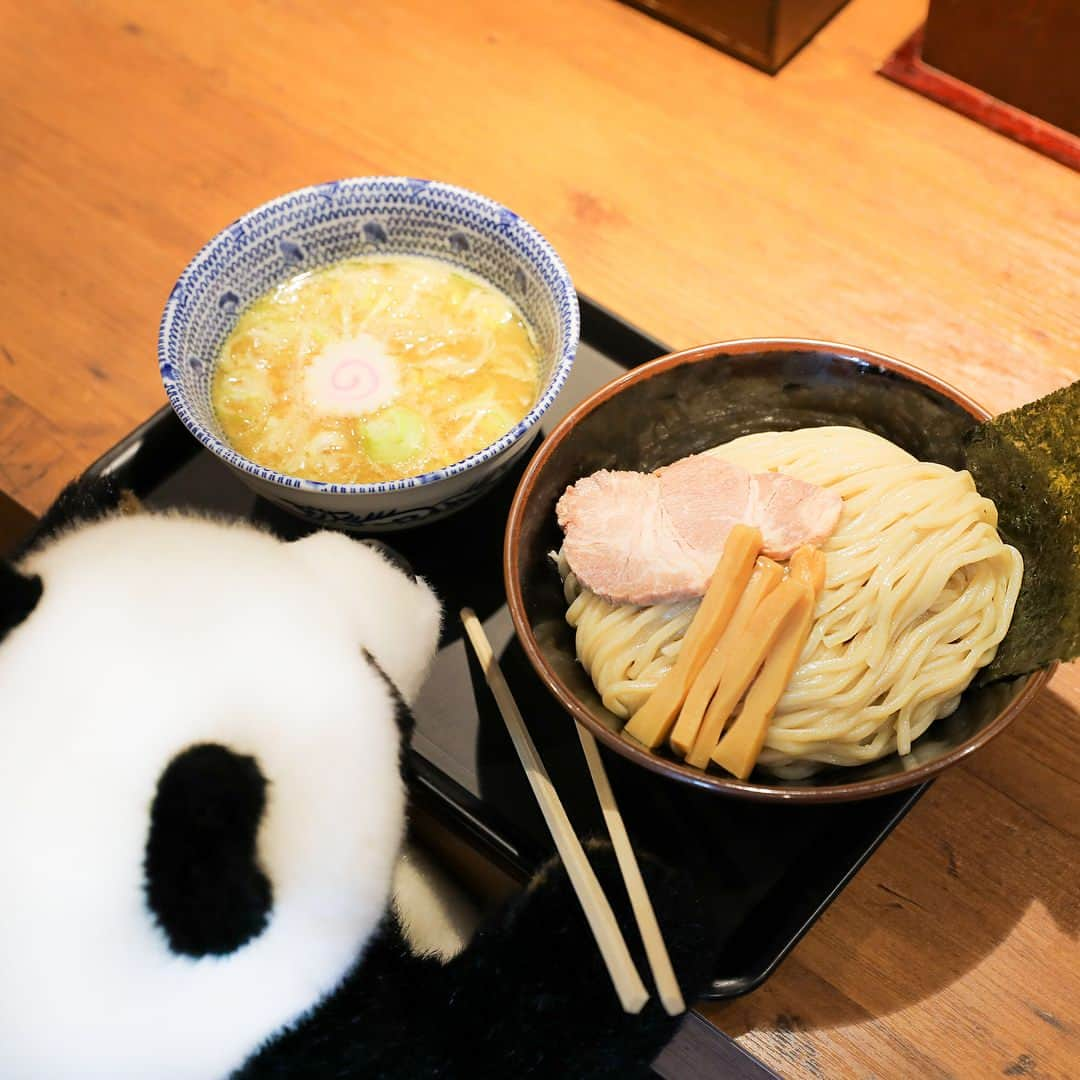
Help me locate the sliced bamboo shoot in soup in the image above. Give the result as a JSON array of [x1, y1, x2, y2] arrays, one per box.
[[211, 255, 542, 483]]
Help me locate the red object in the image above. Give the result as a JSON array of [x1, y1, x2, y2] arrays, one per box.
[[923, 0, 1079, 136], [879, 27, 1080, 172]]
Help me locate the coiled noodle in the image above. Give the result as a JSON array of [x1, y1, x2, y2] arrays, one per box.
[[559, 427, 1023, 777]]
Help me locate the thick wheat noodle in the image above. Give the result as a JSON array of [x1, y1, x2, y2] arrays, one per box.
[[559, 427, 1023, 776]]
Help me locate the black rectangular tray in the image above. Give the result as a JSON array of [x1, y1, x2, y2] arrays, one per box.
[[86, 295, 926, 1000]]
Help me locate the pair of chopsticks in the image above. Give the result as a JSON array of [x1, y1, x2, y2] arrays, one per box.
[[461, 608, 685, 1016]]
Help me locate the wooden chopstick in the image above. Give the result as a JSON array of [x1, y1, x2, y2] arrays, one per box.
[[460, 608, 649, 1015], [574, 725, 687, 1016]]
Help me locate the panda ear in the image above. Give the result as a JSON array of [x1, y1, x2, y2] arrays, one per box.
[[16, 473, 128, 558], [0, 561, 42, 644]]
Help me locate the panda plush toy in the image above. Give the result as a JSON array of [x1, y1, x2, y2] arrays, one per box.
[[0, 477, 717, 1079]]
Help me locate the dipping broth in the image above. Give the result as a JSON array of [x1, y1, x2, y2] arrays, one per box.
[[211, 255, 542, 483]]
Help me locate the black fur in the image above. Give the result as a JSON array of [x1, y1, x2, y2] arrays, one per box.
[[15, 473, 124, 559], [359, 539, 417, 583], [144, 744, 272, 957], [2, 473, 121, 646], [235, 841, 719, 1079], [0, 561, 42, 646], [362, 649, 416, 777]]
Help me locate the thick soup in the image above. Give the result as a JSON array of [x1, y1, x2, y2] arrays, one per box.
[[212, 255, 541, 483]]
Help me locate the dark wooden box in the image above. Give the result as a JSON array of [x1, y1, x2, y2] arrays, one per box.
[[923, 0, 1080, 136], [619, 0, 851, 73]]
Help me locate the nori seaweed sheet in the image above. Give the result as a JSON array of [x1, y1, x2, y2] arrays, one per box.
[[963, 379, 1080, 679]]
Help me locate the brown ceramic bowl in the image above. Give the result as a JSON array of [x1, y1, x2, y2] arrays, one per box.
[[504, 339, 1053, 803]]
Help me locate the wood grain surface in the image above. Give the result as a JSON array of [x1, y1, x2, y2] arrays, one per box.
[[1, 0, 1077, 1076]]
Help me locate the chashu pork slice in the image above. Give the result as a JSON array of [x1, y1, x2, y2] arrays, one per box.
[[557, 452, 841, 606], [557, 470, 704, 606], [750, 471, 842, 561]]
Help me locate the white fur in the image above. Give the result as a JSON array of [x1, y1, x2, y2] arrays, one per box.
[[0, 514, 441, 1079]]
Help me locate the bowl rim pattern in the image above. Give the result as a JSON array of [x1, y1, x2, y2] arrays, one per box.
[[504, 337, 1055, 803], [158, 176, 580, 496]]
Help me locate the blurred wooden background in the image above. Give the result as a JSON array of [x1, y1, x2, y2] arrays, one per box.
[[1, 0, 1077, 1075]]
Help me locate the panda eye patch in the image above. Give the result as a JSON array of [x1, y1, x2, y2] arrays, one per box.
[[144, 744, 272, 958]]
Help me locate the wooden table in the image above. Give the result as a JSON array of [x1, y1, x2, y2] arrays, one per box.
[[2, 0, 1077, 1075]]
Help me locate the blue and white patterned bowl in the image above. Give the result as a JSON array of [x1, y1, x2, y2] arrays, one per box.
[[158, 177, 579, 531]]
